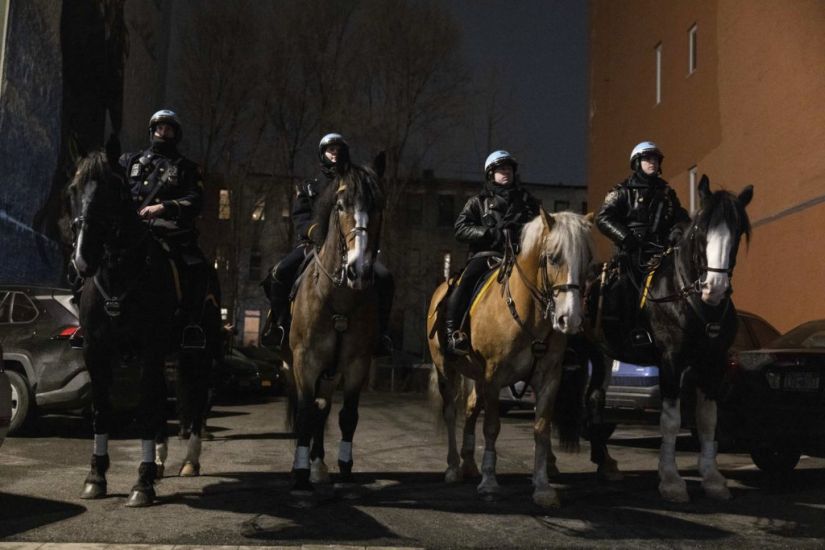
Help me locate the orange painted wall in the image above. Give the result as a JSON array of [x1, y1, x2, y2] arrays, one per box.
[[588, 0, 825, 331]]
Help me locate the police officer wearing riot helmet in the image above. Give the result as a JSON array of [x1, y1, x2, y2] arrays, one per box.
[[265, 133, 395, 354], [120, 109, 215, 348], [445, 150, 541, 356], [595, 141, 690, 266]]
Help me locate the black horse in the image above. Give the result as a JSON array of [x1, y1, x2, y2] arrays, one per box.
[[593, 175, 753, 502], [67, 151, 221, 507]]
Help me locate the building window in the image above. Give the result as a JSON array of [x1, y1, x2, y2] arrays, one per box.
[[214, 244, 230, 272], [553, 200, 570, 212], [655, 42, 663, 104], [242, 309, 261, 346], [218, 189, 231, 220], [688, 165, 698, 214], [581, 201, 588, 214], [406, 193, 423, 226], [249, 249, 262, 281], [688, 24, 698, 75], [437, 194, 455, 227], [251, 197, 265, 221]]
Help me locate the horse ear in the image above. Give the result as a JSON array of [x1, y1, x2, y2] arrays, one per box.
[[540, 208, 555, 231], [698, 174, 711, 201], [372, 151, 386, 179], [738, 185, 754, 207]]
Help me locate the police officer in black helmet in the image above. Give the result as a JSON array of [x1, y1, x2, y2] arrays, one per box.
[[263, 133, 395, 354], [120, 109, 216, 348]]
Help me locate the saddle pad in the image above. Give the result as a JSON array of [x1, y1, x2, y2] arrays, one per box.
[[468, 268, 500, 319]]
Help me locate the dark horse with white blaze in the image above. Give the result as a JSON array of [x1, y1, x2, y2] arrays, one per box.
[[593, 175, 753, 502], [286, 155, 386, 494], [67, 151, 222, 507]]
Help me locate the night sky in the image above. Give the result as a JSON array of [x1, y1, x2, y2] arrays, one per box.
[[437, 0, 588, 186]]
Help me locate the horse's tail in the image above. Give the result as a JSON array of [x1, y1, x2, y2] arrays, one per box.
[[553, 363, 587, 453]]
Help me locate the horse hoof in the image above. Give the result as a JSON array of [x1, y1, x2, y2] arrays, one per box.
[[156, 463, 165, 479], [125, 487, 156, 508], [291, 469, 314, 496], [704, 484, 732, 501], [547, 463, 561, 479], [659, 482, 690, 503], [533, 488, 561, 509], [597, 461, 624, 482], [179, 461, 200, 477], [80, 482, 107, 500], [461, 461, 480, 479], [445, 467, 462, 484], [310, 459, 330, 484]]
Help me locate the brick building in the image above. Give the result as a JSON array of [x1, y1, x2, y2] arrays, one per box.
[[588, 0, 825, 331]]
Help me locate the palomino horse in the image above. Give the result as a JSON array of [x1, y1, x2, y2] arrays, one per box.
[[287, 156, 385, 494], [593, 175, 752, 502], [427, 210, 594, 507], [67, 152, 222, 507]]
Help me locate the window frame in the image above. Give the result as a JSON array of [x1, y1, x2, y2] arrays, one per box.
[[655, 42, 663, 105], [8, 292, 39, 324], [688, 24, 698, 75]]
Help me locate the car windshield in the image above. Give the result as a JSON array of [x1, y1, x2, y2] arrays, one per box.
[[769, 320, 825, 349]]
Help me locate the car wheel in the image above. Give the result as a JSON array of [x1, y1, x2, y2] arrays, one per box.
[[750, 445, 801, 474], [7, 370, 33, 435]]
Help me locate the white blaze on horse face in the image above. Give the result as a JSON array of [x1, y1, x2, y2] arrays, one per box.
[[346, 209, 372, 289], [553, 260, 583, 334], [702, 223, 732, 305]]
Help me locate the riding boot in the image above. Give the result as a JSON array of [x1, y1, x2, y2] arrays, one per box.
[[445, 319, 469, 357], [80, 453, 109, 499], [262, 299, 289, 351]]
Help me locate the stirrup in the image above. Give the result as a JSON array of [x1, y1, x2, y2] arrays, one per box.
[[629, 328, 653, 348], [181, 324, 206, 350], [261, 324, 286, 350], [447, 331, 469, 356]]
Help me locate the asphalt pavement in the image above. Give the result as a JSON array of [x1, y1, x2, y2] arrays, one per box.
[[1, 392, 825, 549]]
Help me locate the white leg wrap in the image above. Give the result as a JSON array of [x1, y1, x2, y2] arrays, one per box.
[[185, 434, 202, 462], [482, 450, 496, 474], [462, 434, 476, 454], [141, 439, 155, 463], [339, 441, 353, 463], [155, 440, 168, 464], [94, 434, 109, 456], [293, 446, 310, 470]]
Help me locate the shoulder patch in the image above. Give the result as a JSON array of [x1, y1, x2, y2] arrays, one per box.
[[130, 163, 141, 177]]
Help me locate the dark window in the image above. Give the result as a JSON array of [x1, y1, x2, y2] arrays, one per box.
[[406, 193, 423, 226], [249, 250, 262, 281], [437, 195, 455, 227], [11, 292, 38, 323], [581, 201, 588, 214], [747, 317, 781, 348], [553, 200, 570, 212]]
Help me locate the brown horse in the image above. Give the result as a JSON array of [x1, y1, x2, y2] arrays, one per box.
[[427, 210, 594, 507], [286, 156, 385, 494]]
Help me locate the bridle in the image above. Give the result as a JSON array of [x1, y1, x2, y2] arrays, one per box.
[[312, 201, 380, 289]]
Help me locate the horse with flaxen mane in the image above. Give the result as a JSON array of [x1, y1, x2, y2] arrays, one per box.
[[67, 151, 222, 507], [592, 175, 753, 502], [427, 210, 594, 508], [285, 154, 386, 494]]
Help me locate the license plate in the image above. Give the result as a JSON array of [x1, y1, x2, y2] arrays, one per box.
[[261, 380, 272, 387], [783, 372, 820, 391]]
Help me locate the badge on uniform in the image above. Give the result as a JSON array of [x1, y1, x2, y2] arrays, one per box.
[[130, 163, 141, 177], [168, 166, 178, 178]]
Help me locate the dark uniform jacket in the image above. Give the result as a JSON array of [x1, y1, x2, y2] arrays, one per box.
[[292, 169, 334, 245], [120, 148, 204, 236], [596, 173, 690, 250], [455, 185, 542, 258]]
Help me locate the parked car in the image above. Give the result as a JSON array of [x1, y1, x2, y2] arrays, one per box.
[[717, 319, 825, 472], [236, 345, 284, 395], [0, 286, 89, 434], [0, 344, 10, 447], [213, 347, 265, 398]]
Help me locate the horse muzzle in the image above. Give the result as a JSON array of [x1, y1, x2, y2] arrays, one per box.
[[346, 260, 374, 290]]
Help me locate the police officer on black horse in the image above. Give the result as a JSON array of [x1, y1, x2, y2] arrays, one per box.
[[594, 140, 690, 346], [263, 132, 394, 355], [119, 109, 218, 349]]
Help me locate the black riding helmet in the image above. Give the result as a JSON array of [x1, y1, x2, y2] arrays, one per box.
[[149, 109, 182, 145]]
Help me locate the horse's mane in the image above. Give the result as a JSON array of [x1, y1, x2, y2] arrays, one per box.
[[690, 189, 751, 245], [521, 211, 594, 271], [312, 163, 386, 242]]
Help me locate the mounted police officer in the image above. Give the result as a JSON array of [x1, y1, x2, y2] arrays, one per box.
[[444, 150, 542, 356], [119, 109, 215, 348], [264, 133, 395, 354], [595, 141, 690, 345]]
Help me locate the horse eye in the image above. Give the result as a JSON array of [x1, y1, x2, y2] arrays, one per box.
[[548, 253, 562, 266]]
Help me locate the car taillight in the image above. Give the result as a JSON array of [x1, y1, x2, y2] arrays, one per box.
[[55, 325, 81, 339]]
